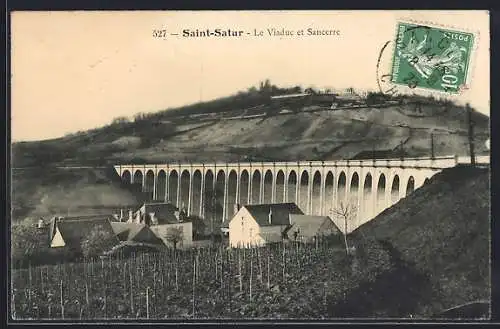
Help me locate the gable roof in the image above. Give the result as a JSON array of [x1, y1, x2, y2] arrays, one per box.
[[55, 218, 119, 251], [140, 202, 179, 224], [243, 203, 304, 227], [110, 222, 165, 245], [289, 215, 339, 237]]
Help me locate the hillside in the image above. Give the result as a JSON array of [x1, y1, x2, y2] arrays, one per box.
[[12, 167, 147, 222], [12, 92, 489, 167], [11, 88, 490, 223], [329, 165, 490, 318]]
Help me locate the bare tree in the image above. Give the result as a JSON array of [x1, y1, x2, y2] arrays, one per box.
[[165, 227, 184, 250], [332, 202, 357, 255]]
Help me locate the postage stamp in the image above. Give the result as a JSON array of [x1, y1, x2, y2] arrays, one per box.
[[390, 21, 475, 94]]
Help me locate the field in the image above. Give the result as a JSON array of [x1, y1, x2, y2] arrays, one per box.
[[11, 241, 392, 320]]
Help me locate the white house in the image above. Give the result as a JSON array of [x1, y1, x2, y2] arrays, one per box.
[[227, 203, 304, 248]]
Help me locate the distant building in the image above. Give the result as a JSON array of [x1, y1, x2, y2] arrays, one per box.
[[287, 214, 341, 243], [227, 203, 304, 248], [125, 202, 193, 248], [49, 217, 119, 255], [132, 202, 180, 225]]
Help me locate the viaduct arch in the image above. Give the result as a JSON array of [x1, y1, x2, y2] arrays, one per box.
[[115, 155, 488, 233]]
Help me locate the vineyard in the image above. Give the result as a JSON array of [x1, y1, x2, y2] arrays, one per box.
[[11, 240, 390, 320]]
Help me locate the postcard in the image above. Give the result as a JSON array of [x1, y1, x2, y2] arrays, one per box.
[[10, 10, 490, 321]]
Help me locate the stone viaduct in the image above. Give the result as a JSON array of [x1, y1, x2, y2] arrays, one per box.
[[114, 155, 489, 231]]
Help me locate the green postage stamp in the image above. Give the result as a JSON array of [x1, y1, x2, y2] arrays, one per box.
[[391, 21, 475, 94]]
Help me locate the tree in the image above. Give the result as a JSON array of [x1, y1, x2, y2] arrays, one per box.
[[186, 215, 207, 238], [111, 116, 130, 125], [203, 188, 224, 241], [11, 221, 40, 262], [165, 226, 184, 250], [332, 202, 357, 256], [81, 226, 117, 258]]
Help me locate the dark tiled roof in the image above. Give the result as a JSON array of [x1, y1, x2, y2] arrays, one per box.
[[243, 203, 304, 227], [110, 222, 165, 246], [56, 218, 119, 251], [141, 202, 179, 224], [288, 215, 339, 238]]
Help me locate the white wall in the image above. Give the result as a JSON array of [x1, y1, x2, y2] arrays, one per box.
[[228, 207, 264, 248]]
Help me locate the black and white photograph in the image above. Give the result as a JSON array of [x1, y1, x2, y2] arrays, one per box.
[[9, 10, 491, 321]]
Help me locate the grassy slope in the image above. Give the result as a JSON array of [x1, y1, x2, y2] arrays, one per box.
[[12, 167, 147, 222], [339, 166, 490, 318], [12, 100, 489, 166]]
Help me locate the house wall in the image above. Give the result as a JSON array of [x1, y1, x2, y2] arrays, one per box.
[[151, 222, 193, 249], [50, 227, 66, 248], [229, 208, 264, 248], [260, 225, 288, 244]]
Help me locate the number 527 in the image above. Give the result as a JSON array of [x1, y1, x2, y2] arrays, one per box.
[[153, 29, 167, 38]]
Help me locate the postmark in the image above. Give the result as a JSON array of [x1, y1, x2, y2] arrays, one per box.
[[390, 21, 475, 94]]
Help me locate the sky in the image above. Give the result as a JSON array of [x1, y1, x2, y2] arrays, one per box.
[[11, 10, 490, 142]]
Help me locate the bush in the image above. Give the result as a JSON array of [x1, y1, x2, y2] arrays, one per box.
[[80, 227, 117, 258]]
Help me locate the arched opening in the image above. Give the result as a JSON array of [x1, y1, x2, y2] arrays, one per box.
[[263, 170, 274, 203], [133, 170, 144, 189], [363, 173, 373, 219], [156, 170, 167, 201], [228, 170, 238, 217], [299, 171, 309, 213], [251, 170, 261, 204], [287, 171, 297, 203], [168, 170, 178, 205], [121, 170, 131, 184], [275, 170, 285, 203], [391, 175, 400, 204], [325, 172, 334, 215], [239, 170, 250, 205], [215, 170, 226, 224], [312, 171, 322, 215], [191, 170, 202, 215], [350, 172, 360, 202], [349, 172, 360, 223], [203, 170, 214, 223], [337, 172, 347, 207], [179, 170, 191, 212], [376, 174, 386, 212], [145, 170, 155, 199], [406, 176, 415, 196]]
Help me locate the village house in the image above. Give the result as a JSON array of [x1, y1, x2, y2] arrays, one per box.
[[109, 222, 165, 247], [49, 217, 119, 255], [226, 203, 304, 248], [48, 215, 116, 246], [287, 214, 341, 243], [126, 202, 193, 249]]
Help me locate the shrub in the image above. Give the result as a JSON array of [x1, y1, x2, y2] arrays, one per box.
[[80, 227, 117, 258]]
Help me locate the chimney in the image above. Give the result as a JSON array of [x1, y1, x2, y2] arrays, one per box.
[[234, 203, 240, 215], [149, 212, 158, 225], [37, 218, 44, 229], [128, 210, 133, 221], [268, 207, 273, 225]]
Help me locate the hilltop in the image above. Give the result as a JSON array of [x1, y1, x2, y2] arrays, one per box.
[[328, 165, 490, 318]]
